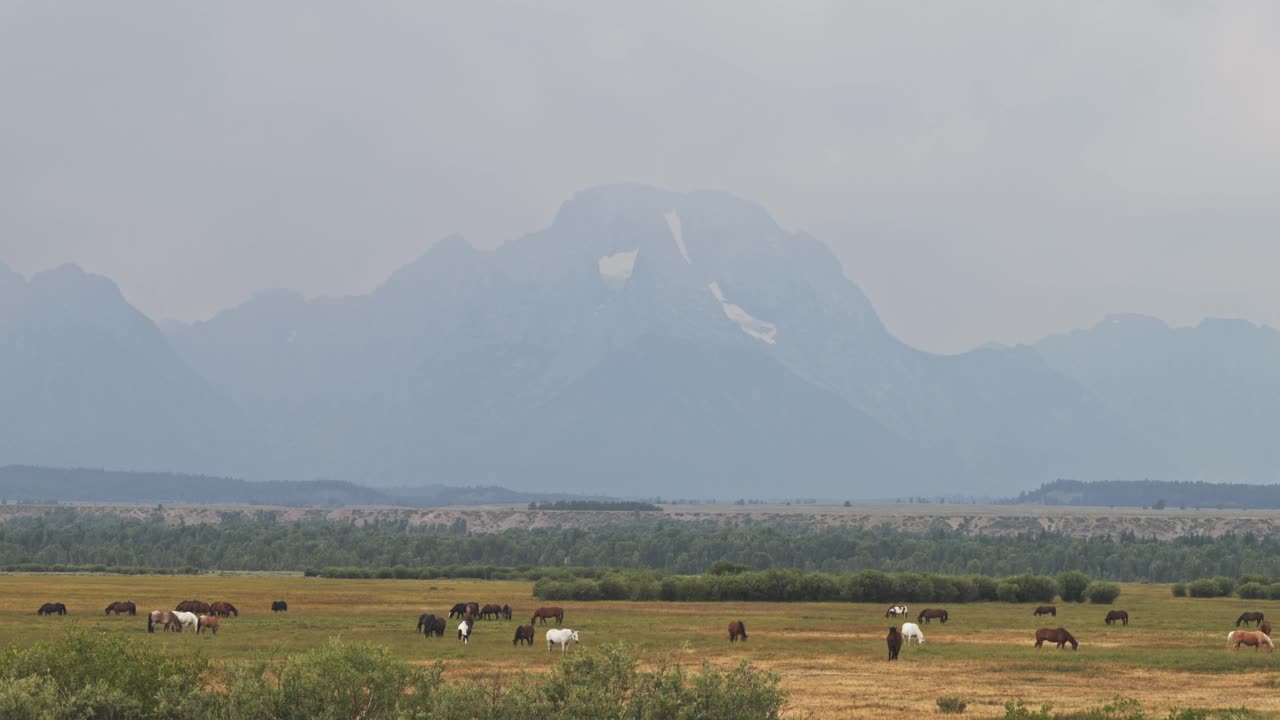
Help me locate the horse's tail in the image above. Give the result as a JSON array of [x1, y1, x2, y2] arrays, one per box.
[[148, 614, 154, 633]]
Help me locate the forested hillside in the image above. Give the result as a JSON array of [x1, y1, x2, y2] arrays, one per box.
[[1014, 479, 1280, 509]]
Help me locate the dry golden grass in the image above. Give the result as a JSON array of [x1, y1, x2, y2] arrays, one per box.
[[3, 575, 1279, 718]]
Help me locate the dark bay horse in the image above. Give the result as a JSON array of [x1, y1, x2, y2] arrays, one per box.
[[1035, 627, 1078, 650], [210, 601, 238, 618], [271, 600, 288, 612], [480, 603, 503, 620], [176, 600, 211, 614], [105, 601, 136, 616], [1237, 612, 1265, 627], [918, 608, 948, 624], [501, 604, 512, 620], [531, 606, 564, 625], [37, 602, 67, 616], [1105, 610, 1129, 626], [197, 616, 219, 635], [417, 613, 439, 634], [1034, 605, 1056, 617], [513, 624, 536, 646], [887, 626, 902, 661], [448, 603, 469, 619], [728, 620, 748, 642], [425, 616, 446, 637]]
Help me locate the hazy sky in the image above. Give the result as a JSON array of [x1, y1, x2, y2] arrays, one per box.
[[2, 2, 1277, 353]]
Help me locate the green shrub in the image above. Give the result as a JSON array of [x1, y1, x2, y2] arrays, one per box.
[[937, 696, 968, 714], [1188, 578, 1220, 598], [1213, 576, 1236, 597], [1267, 583, 1280, 601], [1172, 583, 1187, 597], [1084, 582, 1122, 604], [1057, 571, 1092, 603], [1237, 582, 1268, 600]]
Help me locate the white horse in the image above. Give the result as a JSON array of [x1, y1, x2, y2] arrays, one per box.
[[886, 605, 908, 618], [457, 619, 472, 644], [901, 622, 925, 645], [546, 628, 579, 654], [172, 610, 200, 633]]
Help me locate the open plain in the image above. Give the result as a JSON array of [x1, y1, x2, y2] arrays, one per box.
[[3, 575, 1279, 717]]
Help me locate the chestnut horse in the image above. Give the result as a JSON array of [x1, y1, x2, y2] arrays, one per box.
[[1105, 610, 1128, 626], [209, 601, 238, 618], [531, 606, 564, 625], [513, 624, 536, 646], [1035, 627, 1078, 650], [1260, 620, 1273, 636], [1229, 630, 1274, 652], [1034, 605, 1056, 617], [887, 626, 902, 661], [105, 601, 136, 616], [197, 615, 219, 635], [728, 620, 748, 642], [1237, 612, 1265, 627], [918, 608, 948, 624]]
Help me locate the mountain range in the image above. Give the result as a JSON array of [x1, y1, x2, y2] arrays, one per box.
[[3, 184, 1276, 496]]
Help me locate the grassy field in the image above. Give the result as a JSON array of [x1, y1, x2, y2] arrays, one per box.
[[2, 574, 1279, 718]]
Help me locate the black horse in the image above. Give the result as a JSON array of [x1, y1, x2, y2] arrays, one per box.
[[418, 613, 437, 633], [448, 603, 469, 619], [271, 600, 288, 612], [37, 602, 67, 616], [887, 626, 902, 661], [422, 615, 445, 638]]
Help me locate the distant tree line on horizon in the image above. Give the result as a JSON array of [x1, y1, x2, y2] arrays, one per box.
[[1013, 478, 1280, 510], [525, 500, 662, 512]]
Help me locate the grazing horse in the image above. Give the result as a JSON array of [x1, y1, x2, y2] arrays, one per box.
[[1034, 627, 1078, 650], [531, 606, 564, 625], [197, 616, 219, 635], [501, 604, 512, 621], [1105, 610, 1129, 626], [1260, 620, 1273, 636], [480, 603, 503, 620], [105, 601, 136, 616], [1034, 605, 1057, 617], [728, 620, 748, 642], [918, 608, 948, 624], [546, 628, 579, 654], [37, 602, 67, 616], [885, 605, 908, 618], [1237, 612, 1265, 627], [457, 619, 473, 644], [513, 624, 536, 646], [172, 611, 200, 633], [900, 622, 925, 645], [1229, 630, 1274, 652], [426, 616, 446, 637], [887, 626, 903, 661], [417, 613, 436, 633], [448, 603, 469, 619], [271, 600, 288, 612], [210, 601, 238, 618], [176, 600, 211, 614], [148, 610, 181, 633]]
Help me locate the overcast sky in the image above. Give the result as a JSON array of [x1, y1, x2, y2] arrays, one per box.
[[2, 2, 1277, 353]]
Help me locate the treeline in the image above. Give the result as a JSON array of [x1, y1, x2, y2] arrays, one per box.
[[526, 500, 662, 511], [532, 568, 1121, 604], [0, 630, 784, 720], [3, 509, 1280, 582], [1014, 478, 1280, 510]]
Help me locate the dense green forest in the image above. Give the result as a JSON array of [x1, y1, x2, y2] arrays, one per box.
[[0, 510, 1276, 582], [1014, 479, 1280, 509]]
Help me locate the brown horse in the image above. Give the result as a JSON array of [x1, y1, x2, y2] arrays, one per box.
[[918, 608, 948, 624], [465, 602, 480, 618], [531, 606, 564, 625], [104, 601, 136, 616], [176, 600, 211, 614], [887, 626, 902, 661], [426, 616, 446, 637], [209, 601, 238, 618], [1230, 630, 1274, 652], [1034, 627, 1078, 650], [513, 624, 536, 646], [1105, 610, 1128, 626], [148, 610, 180, 633], [271, 600, 288, 612], [448, 603, 469, 619], [479, 603, 503, 620], [502, 604, 512, 620], [197, 615, 219, 635], [1236, 612, 1265, 627], [37, 602, 67, 616], [1260, 620, 1273, 636], [728, 620, 748, 642], [1034, 605, 1056, 617]]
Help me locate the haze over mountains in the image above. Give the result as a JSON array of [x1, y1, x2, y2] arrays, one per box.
[[3, 185, 1276, 496]]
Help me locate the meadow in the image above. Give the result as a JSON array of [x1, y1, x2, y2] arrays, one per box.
[[2, 574, 1278, 718]]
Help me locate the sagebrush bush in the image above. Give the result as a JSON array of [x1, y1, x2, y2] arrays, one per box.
[[937, 696, 968, 714], [1084, 582, 1122, 604]]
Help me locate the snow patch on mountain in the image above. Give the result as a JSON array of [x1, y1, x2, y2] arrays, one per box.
[[598, 249, 639, 287], [664, 210, 690, 263], [708, 282, 777, 344]]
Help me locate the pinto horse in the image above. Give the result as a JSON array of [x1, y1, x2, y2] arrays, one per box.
[[728, 620, 748, 642], [210, 601, 238, 618], [1105, 610, 1129, 626], [531, 606, 564, 625], [1035, 627, 1078, 650], [1229, 630, 1274, 652], [457, 619, 473, 644], [886, 626, 902, 661], [37, 602, 67, 616], [885, 605, 908, 618], [1236, 612, 1265, 627], [1034, 605, 1057, 617], [105, 601, 136, 616], [513, 624, 536, 646], [546, 628, 579, 654], [479, 604, 503, 620], [197, 616, 219, 635], [148, 610, 180, 633], [176, 600, 211, 614], [918, 608, 948, 624]]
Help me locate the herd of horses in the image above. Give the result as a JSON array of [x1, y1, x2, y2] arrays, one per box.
[[415, 603, 581, 652], [35, 598, 288, 637]]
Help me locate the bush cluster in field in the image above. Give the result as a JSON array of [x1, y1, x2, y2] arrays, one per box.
[[1172, 575, 1280, 600], [1002, 697, 1251, 719], [532, 568, 1118, 604], [0, 630, 785, 719]]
